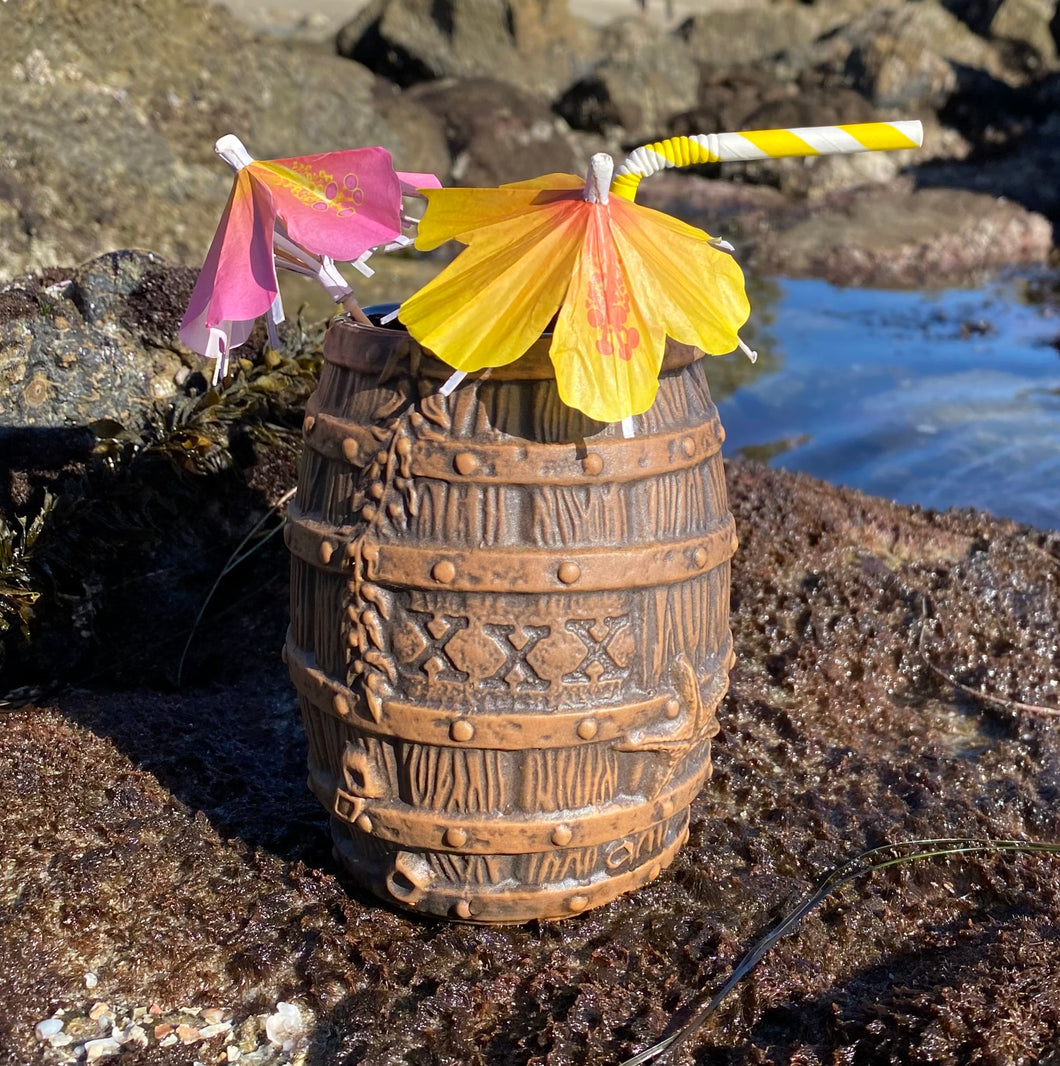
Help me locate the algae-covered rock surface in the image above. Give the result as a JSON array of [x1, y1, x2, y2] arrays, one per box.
[[3, 451, 1059, 1064]]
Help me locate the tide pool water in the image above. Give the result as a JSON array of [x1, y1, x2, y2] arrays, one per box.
[[716, 275, 1060, 531]]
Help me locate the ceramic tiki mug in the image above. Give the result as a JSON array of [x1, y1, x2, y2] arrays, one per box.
[[284, 317, 736, 924]]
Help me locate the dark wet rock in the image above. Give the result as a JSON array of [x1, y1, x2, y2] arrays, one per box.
[[944, 0, 1060, 67], [336, 0, 601, 96], [555, 16, 699, 139], [915, 116, 1060, 224], [405, 77, 580, 186], [915, 70, 1060, 223], [797, 2, 1017, 111], [0, 0, 433, 284], [0, 251, 194, 432], [1, 449, 1058, 1064], [635, 176, 1054, 285], [0, 256, 320, 686]]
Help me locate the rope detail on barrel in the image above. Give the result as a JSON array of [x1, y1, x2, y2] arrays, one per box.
[[342, 393, 452, 721]]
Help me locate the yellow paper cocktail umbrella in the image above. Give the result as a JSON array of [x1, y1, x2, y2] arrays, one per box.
[[398, 120, 923, 425]]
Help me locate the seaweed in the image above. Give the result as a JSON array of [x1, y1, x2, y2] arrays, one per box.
[[0, 318, 328, 697]]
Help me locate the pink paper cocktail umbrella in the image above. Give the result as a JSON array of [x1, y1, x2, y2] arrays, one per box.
[[181, 135, 439, 383]]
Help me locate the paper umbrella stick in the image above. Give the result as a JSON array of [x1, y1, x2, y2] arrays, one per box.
[[610, 120, 924, 199]]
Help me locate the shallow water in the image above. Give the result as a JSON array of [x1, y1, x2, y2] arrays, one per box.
[[716, 274, 1060, 531]]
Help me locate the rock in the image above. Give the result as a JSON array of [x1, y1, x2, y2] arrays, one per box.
[[83, 1037, 121, 1062], [798, 2, 1021, 111], [370, 86, 453, 183], [0, 0, 423, 284], [756, 185, 1055, 285], [335, 0, 600, 97], [945, 0, 1059, 67], [264, 1001, 303, 1050], [0, 254, 321, 692], [676, 0, 843, 72], [555, 16, 699, 139], [0, 251, 193, 433], [914, 107, 1060, 223], [87, 1001, 111, 1022], [199, 1021, 233, 1038], [34, 1018, 63, 1040], [114, 1023, 148, 1049], [406, 78, 580, 186], [633, 175, 1053, 284]]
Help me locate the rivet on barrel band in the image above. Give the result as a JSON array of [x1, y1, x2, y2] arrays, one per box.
[[693, 547, 709, 568], [444, 827, 468, 848], [551, 825, 573, 847], [567, 895, 589, 913], [576, 718, 598, 741], [558, 562, 581, 585], [432, 560, 456, 583], [450, 719, 475, 742], [453, 900, 474, 920], [664, 699, 681, 720], [582, 452, 604, 476], [454, 452, 478, 475], [681, 436, 696, 457]]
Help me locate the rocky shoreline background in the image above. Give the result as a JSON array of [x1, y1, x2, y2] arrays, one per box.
[[2, 1, 1060, 1064]]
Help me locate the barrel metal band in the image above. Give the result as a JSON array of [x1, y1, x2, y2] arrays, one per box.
[[287, 635, 732, 751], [331, 819, 689, 923], [305, 408, 723, 484], [310, 761, 709, 855], [285, 508, 737, 592]]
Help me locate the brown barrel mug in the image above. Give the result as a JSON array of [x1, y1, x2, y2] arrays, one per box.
[[284, 314, 736, 924]]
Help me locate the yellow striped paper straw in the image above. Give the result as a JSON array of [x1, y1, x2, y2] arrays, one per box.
[[610, 120, 923, 200]]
